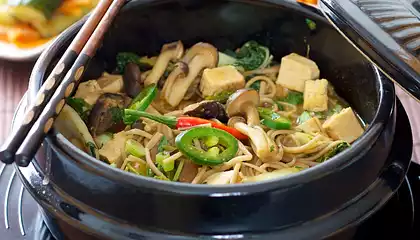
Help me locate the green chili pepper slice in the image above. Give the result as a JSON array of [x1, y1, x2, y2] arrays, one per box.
[[125, 84, 158, 124], [175, 127, 238, 166], [129, 83, 157, 110], [258, 107, 292, 130]]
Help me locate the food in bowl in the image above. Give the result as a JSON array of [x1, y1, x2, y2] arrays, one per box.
[[56, 40, 366, 185], [0, 0, 98, 48]]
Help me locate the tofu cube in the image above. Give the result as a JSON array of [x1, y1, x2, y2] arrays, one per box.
[[200, 65, 245, 97], [97, 73, 124, 93], [276, 53, 320, 92], [322, 108, 364, 143], [74, 80, 103, 105], [99, 132, 127, 166], [297, 117, 322, 134], [303, 79, 329, 112]]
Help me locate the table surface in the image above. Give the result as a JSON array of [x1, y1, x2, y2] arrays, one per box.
[[0, 59, 419, 164]]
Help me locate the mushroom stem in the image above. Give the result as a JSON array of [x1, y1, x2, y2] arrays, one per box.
[[234, 122, 282, 162], [243, 103, 260, 126], [144, 41, 184, 86]]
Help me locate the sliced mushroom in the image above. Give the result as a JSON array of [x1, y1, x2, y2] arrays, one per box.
[[234, 122, 283, 163], [161, 62, 189, 100], [163, 43, 218, 107], [123, 62, 143, 98], [183, 100, 228, 123], [184, 76, 200, 100], [88, 93, 126, 136], [179, 159, 199, 183], [144, 41, 184, 86], [227, 116, 246, 128], [55, 104, 99, 158], [226, 89, 260, 126]]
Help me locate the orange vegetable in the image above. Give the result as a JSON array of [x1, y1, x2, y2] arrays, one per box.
[[7, 24, 41, 44], [58, 0, 92, 15]]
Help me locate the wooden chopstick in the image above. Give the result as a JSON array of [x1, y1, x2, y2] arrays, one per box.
[[0, 0, 126, 166], [0, 0, 114, 165]]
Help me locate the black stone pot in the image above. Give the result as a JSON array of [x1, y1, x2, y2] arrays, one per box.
[[16, 0, 413, 239]]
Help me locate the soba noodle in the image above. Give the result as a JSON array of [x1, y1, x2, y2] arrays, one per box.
[[62, 40, 366, 185]]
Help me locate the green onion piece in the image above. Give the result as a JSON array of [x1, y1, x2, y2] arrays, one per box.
[[162, 156, 175, 172], [125, 139, 146, 158], [207, 147, 220, 158], [204, 136, 219, 148], [156, 152, 170, 166], [173, 159, 185, 182], [163, 145, 177, 152]]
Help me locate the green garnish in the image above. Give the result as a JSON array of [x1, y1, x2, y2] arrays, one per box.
[[297, 111, 312, 125], [317, 142, 350, 163], [157, 136, 168, 153], [250, 81, 261, 91], [86, 142, 97, 158], [205, 90, 234, 103], [279, 91, 304, 105], [270, 145, 275, 152], [66, 97, 91, 121], [110, 107, 123, 123]]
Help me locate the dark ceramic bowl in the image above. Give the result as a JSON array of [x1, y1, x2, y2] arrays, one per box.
[[17, 0, 413, 239]]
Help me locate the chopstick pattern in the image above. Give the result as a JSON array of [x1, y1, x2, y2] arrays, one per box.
[[14, 0, 126, 167]]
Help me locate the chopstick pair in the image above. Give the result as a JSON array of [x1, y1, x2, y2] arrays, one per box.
[[0, 0, 127, 167]]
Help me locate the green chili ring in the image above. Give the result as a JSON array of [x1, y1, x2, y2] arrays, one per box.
[[175, 127, 238, 166]]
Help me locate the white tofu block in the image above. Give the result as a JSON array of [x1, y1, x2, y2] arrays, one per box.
[[74, 80, 103, 105], [99, 132, 127, 165], [322, 107, 364, 143], [97, 73, 124, 93], [200, 65, 245, 97], [296, 117, 322, 134], [276, 53, 320, 92], [303, 79, 329, 112]]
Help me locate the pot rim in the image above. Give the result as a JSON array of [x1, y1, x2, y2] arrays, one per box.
[[28, 0, 396, 195]]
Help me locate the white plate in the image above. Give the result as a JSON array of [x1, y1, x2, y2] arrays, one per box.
[[0, 39, 54, 61]]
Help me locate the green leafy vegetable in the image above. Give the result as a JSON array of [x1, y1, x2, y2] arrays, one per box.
[[86, 142, 97, 158], [116, 52, 141, 73], [116, 53, 156, 74], [235, 41, 272, 71], [297, 111, 312, 125], [66, 97, 91, 121], [279, 91, 304, 105], [250, 81, 261, 91], [157, 136, 168, 153], [205, 90, 234, 103], [109, 107, 123, 123], [217, 41, 272, 71], [317, 142, 350, 163], [218, 52, 237, 67], [274, 101, 285, 111]]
